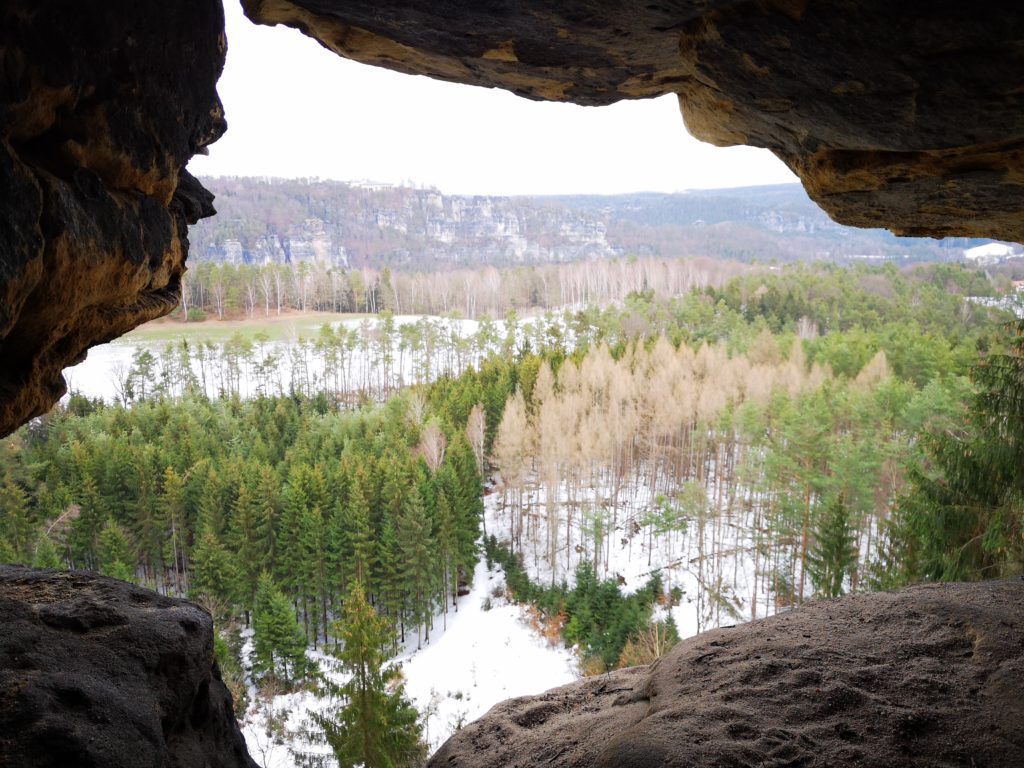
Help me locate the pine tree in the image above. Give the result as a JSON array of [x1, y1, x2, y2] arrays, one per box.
[[252, 572, 310, 684], [316, 581, 424, 768], [884, 319, 1024, 581]]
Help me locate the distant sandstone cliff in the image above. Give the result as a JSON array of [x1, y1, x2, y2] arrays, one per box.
[[192, 178, 616, 269], [191, 178, 982, 271]]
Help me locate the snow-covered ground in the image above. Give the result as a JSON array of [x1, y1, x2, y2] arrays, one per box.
[[398, 558, 578, 753], [61, 312, 572, 404], [61, 315, 486, 403], [484, 468, 778, 640], [240, 466, 782, 766], [239, 556, 579, 767]]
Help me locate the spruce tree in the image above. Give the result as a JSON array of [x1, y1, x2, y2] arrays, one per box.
[[32, 535, 64, 569], [398, 486, 434, 646], [253, 464, 281, 569], [252, 572, 310, 685], [325, 500, 349, 617], [374, 512, 403, 650], [191, 530, 236, 606], [97, 519, 135, 582], [297, 504, 327, 646], [275, 481, 307, 600], [0, 475, 33, 563], [228, 484, 268, 621], [0, 537, 18, 565], [159, 467, 189, 593], [316, 581, 424, 768], [435, 490, 458, 614], [444, 434, 483, 590], [807, 494, 856, 598], [378, 455, 409, 534], [71, 475, 106, 569], [343, 473, 375, 588]]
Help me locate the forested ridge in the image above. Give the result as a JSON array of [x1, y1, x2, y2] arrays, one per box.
[[190, 177, 985, 271], [1, 261, 1022, 763]]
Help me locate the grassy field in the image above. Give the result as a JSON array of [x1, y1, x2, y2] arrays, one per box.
[[121, 311, 371, 344]]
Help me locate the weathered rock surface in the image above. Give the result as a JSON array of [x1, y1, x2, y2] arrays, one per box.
[[0, 0, 226, 437], [243, 0, 1024, 243], [430, 579, 1024, 767], [0, 566, 257, 768]]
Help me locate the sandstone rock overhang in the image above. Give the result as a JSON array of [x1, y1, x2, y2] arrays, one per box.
[[430, 579, 1024, 768], [0, 0, 226, 437], [242, 0, 1024, 243], [0, 566, 257, 768]]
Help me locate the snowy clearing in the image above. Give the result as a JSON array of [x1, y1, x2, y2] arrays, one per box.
[[239, 555, 580, 766]]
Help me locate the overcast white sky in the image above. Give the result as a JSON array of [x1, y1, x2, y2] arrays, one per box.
[[188, 1, 798, 196]]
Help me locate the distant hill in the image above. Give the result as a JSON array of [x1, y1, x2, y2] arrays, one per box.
[[190, 177, 991, 271]]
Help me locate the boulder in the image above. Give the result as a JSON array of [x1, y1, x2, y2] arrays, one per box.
[[0, 566, 257, 768], [431, 579, 1024, 767]]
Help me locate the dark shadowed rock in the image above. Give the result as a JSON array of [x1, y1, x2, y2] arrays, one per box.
[[243, 0, 1024, 243], [0, 0, 226, 437], [430, 579, 1024, 767], [0, 566, 257, 768]]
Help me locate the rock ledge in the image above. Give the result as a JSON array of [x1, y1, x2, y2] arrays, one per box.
[[0, 566, 256, 768], [431, 579, 1024, 767]]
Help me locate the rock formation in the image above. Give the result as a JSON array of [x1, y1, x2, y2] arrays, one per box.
[[430, 579, 1024, 768], [190, 178, 982, 270], [0, 566, 257, 768], [243, 0, 1024, 243], [0, 0, 226, 437], [2, 4, 1024, 766]]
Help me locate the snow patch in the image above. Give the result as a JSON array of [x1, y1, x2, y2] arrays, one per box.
[[238, 555, 579, 766]]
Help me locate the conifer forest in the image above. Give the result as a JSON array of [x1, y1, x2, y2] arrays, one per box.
[[2, 258, 1023, 764]]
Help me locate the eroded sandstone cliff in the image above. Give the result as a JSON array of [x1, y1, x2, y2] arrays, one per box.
[[1, 5, 1023, 767], [0, 0, 226, 437]]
